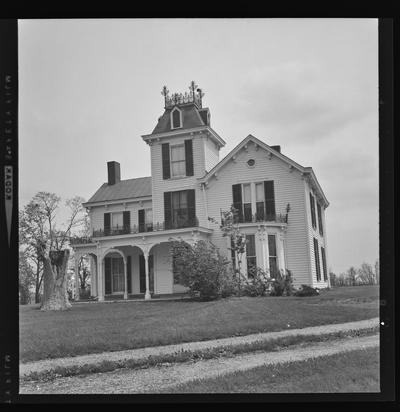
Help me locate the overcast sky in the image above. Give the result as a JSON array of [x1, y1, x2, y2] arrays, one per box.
[[18, 18, 378, 273]]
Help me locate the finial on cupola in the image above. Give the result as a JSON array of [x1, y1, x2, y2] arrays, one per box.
[[161, 85, 169, 108]]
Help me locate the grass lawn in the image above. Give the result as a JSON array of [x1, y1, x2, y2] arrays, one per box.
[[20, 285, 379, 363], [164, 346, 380, 393]]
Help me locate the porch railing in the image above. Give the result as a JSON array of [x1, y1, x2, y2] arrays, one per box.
[[92, 216, 199, 238]]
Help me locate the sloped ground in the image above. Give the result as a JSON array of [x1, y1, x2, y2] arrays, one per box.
[[20, 333, 379, 394], [20, 286, 379, 363], [20, 317, 378, 381]]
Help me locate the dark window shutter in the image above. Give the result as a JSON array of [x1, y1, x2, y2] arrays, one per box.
[[264, 181, 276, 220], [164, 192, 172, 230], [317, 203, 323, 236], [187, 189, 196, 226], [314, 238, 321, 281], [139, 254, 145, 293], [321, 247, 327, 281], [310, 193, 316, 229], [127, 255, 132, 294], [185, 139, 194, 176], [104, 213, 111, 235], [232, 184, 243, 223], [123, 211, 130, 233], [162, 143, 170, 180], [138, 209, 145, 233], [105, 257, 112, 294]]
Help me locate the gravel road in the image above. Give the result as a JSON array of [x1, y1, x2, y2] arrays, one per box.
[[20, 317, 379, 379], [20, 333, 379, 394]]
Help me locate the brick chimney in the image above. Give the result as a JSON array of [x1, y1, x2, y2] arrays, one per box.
[[271, 145, 281, 153], [107, 161, 121, 185]]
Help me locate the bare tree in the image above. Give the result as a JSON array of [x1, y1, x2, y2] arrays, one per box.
[[19, 192, 86, 310], [358, 262, 376, 285], [374, 259, 380, 284], [19, 250, 35, 304], [347, 266, 358, 286]]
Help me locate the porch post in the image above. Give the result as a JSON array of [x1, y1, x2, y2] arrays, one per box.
[[277, 231, 286, 273], [144, 251, 151, 300], [90, 255, 97, 297], [265, 233, 270, 275], [98, 256, 104, 301], [74, 254, 80, 301], [123, 257, 128, 300], [257, 228, 268, 272]]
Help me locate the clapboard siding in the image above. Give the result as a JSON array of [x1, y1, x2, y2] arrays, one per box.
[[152, 243, 173, 294], [90, 200, 152, 233], [150, 134, 207, 227], [205, 142, 311, 287], [305, 182, 329, 287], [204, 137, 220, 172]]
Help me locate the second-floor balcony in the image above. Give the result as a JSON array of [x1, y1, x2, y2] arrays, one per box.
[[222, 211, 288, 226], [92, 216, 200, 238]]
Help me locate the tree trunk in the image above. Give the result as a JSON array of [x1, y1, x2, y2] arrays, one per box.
[[35, 263, 41, 304], [40, 249, 72, 311]]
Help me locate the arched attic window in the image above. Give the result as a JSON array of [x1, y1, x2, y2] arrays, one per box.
[[171, 107, 182, 129]]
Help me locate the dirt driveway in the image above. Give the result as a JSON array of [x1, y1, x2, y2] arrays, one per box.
[[20, 334, 378, 394]]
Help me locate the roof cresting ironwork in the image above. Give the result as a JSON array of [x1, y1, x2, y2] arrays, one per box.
[[161, 81, 204, 109]]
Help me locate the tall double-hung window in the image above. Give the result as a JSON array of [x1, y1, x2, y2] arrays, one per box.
[[170, 144, 186, 178], [162, 140, 194, 179], [232, 181, 275, 223], [255, 182, 265, 221], [246, 234, 256, 277], [164, 189, 196, 230], [243, 184, 252, 222], [268, 234, 278, 278]]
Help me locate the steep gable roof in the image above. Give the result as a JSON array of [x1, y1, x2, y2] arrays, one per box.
[[151, 104, 206, 135], [84, 176, 152, 205], [199, 134, 329, 207]]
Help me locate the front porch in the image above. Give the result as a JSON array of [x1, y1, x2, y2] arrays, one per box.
[[73, 292, 190, 304], [71, 226, 212, 302]]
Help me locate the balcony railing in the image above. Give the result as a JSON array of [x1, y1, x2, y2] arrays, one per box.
[[223, 212, 288, 226], [92, 217, 200, 238], [69, 236, 95, 245]]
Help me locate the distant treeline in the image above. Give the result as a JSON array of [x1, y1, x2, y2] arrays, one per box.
[[329, 260, 379, 287]]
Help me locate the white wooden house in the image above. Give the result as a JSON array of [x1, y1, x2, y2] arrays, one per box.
[[71, 82, 330, 300]]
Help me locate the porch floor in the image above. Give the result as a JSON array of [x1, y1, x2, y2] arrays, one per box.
[[74, 293, 190, 304]]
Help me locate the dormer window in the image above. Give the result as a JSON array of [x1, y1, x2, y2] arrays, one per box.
[[171, 107, 182, 129]]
